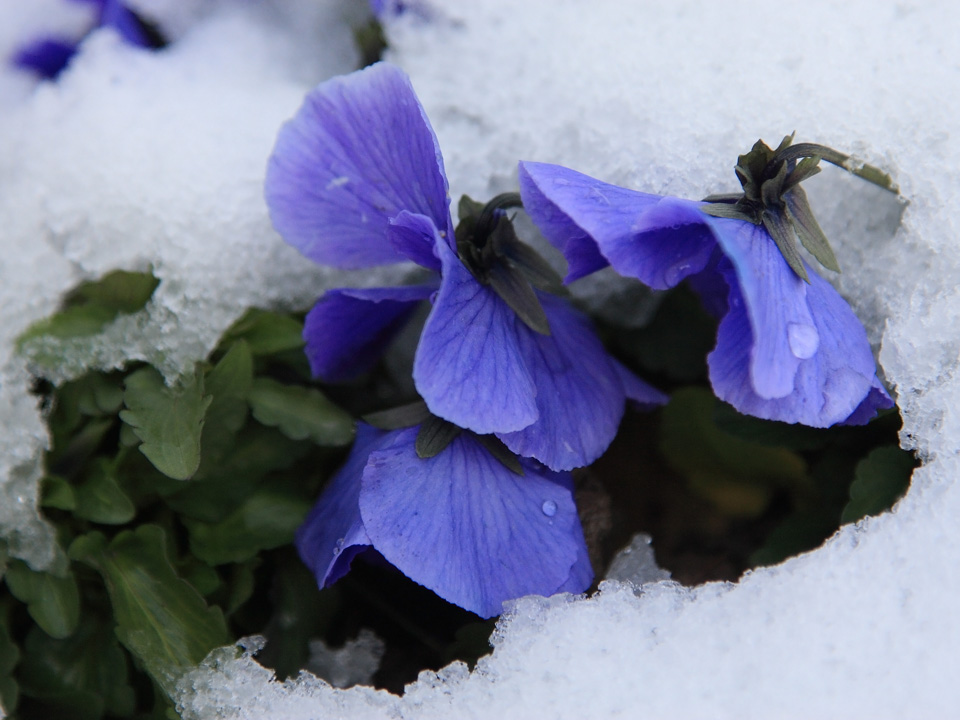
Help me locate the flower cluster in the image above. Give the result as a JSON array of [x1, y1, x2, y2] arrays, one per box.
[[265, 62, 892, 618], [12, 0, 155, 80]]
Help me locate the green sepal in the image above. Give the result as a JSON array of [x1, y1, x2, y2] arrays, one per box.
[[473, 433, 524, 476], [363, 400, 432, 430], [782, 155, 822, 193], [4, 560, 81, 639], [486, 257, 551, 336], [119, 366, 212, 481], [247, 377, 354, 446], [184, 486, 311, 566], [416, 415, 462, 459], [842, 445, 916, 524], [699, 202, 755, 222], [457, 195, 486, 226], [785, 186, 841, 273], [488, 213, 566, 295], [17, 619, 136, 719], [761, 209, 810, 282], [68, 525, 231, 699]]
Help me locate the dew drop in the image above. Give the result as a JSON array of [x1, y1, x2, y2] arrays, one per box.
[[541, 500, 558, 517], [787, 322, 819, 359]]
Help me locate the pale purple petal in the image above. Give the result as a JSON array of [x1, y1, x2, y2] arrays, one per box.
[[842, 376, 894, 425], [295, 424, 384, 587], [99, 0, 151, 47], [12, 37, 77, 79], [708, 267, 882, 427], [610, 358, 669, 410], [413, 241, 538, 434], [304, 284, 435, 381], [519, 161, 715, 287], [496, 294, 626, 470], [518, 162, 609, 282], [387, 210, 443, 271], [706, 219, 818, 400], [266, 62, 452, 268], [359, 428, 590, 618]]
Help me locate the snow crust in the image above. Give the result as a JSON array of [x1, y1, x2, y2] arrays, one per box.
[[2, 0, 959, 716]]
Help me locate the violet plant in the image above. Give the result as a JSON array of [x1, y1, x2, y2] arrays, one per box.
[[265, 61, 666, 617], [12, 0, 158, 80], [1, 19, 918, 713], [519, 137, 895, 428]]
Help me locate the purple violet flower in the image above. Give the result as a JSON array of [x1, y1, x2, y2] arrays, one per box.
[[265, 62, 666, 471], [518, 146, 894, 428], [12, 0, 153, 80], [295, 422, 593, 618]]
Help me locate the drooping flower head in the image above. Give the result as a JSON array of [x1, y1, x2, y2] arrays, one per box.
[[519, 137, 896, 428], [12, 0, 158, 80], [265, 62, 665, 471], [295, 415, 593, 618]]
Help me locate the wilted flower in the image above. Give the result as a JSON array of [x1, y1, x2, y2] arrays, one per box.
[[265, 62, 664, 471], [12, 0, 155, 80], [295, 421, 593, 618], [518, 138, 894, 427]]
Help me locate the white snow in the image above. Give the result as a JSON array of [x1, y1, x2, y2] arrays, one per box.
[[2, 0, 959, 717]]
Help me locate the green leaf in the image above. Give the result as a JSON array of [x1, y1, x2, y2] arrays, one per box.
[[0, 600, 21, 714], [247, 377, 354, 446], [221, 309, 305, 356], [73, 458, 136, 525], [842, 445, 916, 524], [17, 619, 135, 719], [196, 341, 253, 475], [254, 552, 340, 680], [161, 424, 311, 523], [615, 284, 715, 383], [750, 508, 838, 568], [185, 487, 312, 566], [176, 556, 222, 597], [120, 366, 212, 480], [659, 387, 809, 518], [68, 525, 230, 698], [17, 270, 159, 345], [40, 475, 76, 511], [4, 560, 80, 639], [68, 269, 160, 314], [76, 373, 125, 417]]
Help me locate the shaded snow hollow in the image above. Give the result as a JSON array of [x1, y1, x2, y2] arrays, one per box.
[[1, 0, 958, 717]]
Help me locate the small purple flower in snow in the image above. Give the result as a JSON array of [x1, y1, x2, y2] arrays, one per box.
[[12, 0, 156, 80], [265, 62, 665, 471], [295, 421, 593, 618], [519, 137, 895, 428]]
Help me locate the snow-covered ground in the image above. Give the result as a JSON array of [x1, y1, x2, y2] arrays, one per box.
[[1, 0, 958, 717]]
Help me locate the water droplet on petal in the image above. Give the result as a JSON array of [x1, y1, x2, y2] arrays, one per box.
[[787, 322, 819, 359], [541, 500, 558, 517]]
